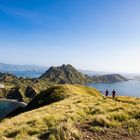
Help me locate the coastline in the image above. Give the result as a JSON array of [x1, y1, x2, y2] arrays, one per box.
[[0, 98, 27, 106]]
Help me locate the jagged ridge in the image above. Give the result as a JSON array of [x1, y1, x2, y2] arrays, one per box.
[[40, 64, 92, 84]]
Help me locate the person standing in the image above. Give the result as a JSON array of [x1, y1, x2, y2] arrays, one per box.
[[105, 90, 109, 97], [112, 89, 116, 98]]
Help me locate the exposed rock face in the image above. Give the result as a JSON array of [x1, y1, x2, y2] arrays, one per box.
[[6, 87, 23, 102], [40, 64, 92, 84], [25, 86, 36, 98]]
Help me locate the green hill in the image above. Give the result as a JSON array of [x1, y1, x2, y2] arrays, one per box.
[[39, 64, 92, 84], [0, 85, 139, 140]]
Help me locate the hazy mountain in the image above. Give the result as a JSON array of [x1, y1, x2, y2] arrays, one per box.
[[0, 63, 47, 72], [79, 70, 111, 76], [0, 63, 48, 78], [92, 74, 128, 83]]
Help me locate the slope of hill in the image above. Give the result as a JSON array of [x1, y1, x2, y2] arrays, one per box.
[[92, 74, 128, 83], [26, 84, 100, 110], [0, 84, 139, 140], [40, 64, 92, 84], [6, 84, 100, 117]]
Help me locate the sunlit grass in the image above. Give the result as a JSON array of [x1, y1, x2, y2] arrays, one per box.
[[0, 84, 139, 140]]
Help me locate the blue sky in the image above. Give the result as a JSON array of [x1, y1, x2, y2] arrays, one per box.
[[0, 0, 140, 73]]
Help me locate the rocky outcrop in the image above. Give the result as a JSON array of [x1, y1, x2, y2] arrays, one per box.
[[25, 86, 36, 98], [6, 87, 23, 102]]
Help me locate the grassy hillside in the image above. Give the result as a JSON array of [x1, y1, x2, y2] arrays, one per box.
[[0, 85, 140, 140]]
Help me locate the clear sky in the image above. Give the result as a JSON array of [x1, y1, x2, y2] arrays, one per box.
[[0, 0, 140, 73]]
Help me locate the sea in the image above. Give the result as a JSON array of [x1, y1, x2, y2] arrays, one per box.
[[88, 80, 140, 98], [0, 99, 26, 119], [0, 70, 45, 78]]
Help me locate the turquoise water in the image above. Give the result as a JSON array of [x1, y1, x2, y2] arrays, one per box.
[[88, 80, 140, 98], [0, 99, 26, 119]]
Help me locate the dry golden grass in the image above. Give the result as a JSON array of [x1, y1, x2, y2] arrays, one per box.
[[0, 85, 140, 140]]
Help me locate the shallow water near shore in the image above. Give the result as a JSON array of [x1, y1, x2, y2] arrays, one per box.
[[0, 99, 26, 119], [88, 80, 140, 98]]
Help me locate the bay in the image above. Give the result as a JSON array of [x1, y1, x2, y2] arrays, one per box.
[[88, 80, 140, 98], [0, 99, 26, 119]]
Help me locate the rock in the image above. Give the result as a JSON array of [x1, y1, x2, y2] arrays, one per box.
[[25, 86, 36, 98], [6, 87, 23, 102]]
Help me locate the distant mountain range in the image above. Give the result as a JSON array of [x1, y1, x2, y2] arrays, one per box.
[[0, 63, 47, 72], [0, 64, 128, 84], [0, 63, 48, 78]]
